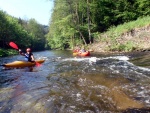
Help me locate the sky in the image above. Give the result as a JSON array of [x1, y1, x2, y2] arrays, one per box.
[[0, 0, 54, 25]]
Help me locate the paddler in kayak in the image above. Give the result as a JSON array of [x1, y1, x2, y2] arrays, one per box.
[[79, 46, 86, 53], [19, 48, 35, 62]]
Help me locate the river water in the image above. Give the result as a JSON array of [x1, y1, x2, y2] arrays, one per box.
[[0, 50, 150, 113]]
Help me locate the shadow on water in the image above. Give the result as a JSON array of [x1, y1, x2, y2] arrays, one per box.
[[0, 50, 150, 113]]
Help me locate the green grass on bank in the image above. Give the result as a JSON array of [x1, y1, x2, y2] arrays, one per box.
[[97, 16, 150, 52], [106, 16, 150, 39]]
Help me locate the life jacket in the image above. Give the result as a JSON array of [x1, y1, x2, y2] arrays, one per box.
[[25, 52, 33, 62]]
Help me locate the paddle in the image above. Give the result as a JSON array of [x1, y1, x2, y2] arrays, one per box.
[[9, 42, 41, 67], [9, 42, 19, 50]]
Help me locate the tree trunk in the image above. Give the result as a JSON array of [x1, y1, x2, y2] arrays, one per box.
[[75, 2, 87, 45], [87, 0, 92, 44]]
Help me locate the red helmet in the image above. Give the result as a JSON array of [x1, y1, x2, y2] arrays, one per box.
[[26, 48, 31, 52]]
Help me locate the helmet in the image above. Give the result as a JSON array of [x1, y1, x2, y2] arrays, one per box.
[[26, 48, 31, 52]]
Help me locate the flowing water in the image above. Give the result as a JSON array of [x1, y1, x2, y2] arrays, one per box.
[[0, 50, 150, 113]]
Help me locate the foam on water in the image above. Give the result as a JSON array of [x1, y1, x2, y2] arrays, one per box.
[[61, 56, 150, 76], [62, 56, 129, 62], [100, 56, 129, 61]]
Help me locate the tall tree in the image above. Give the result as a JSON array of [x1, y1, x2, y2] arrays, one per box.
[[87, 0, 92, 44], [27, 19, 46, 51]]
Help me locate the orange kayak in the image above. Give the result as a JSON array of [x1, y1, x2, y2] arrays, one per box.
[[73, 51, 90, 56], [73, 52, 78, 56], [2, 59, 45, 68]]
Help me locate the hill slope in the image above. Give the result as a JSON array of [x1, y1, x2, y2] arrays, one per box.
[[89, 17, 150, 53]]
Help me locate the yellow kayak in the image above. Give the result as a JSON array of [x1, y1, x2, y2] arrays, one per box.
[[3, 59, 45, 68]]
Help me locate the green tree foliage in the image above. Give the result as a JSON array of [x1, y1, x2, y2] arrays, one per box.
[[47, 0, 74, 49], [0, 11, 31, 48], [134, 0, 150, 16], [0, 10, 47, 54], [26, 19, 46, 51], [47, 0, 150, 50]]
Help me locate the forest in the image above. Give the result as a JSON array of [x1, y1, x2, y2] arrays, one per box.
[[0, 10, 48, 56], [47, 0, 150, 50], [0, 0, 150, 56]]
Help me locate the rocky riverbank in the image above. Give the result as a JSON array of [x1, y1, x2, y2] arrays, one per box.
[[89, 25, 150, 53]]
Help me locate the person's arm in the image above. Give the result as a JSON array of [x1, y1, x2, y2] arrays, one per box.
[[19, 49, 25, 56], [31, 54, 35, 61]]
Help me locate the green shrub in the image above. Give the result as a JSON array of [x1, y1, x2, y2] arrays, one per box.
[[0, 49, 18, 57], [109, 41, 135, 52]]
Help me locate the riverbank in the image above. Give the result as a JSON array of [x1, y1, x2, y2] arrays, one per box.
[[88, 17, 150, 53], [1, 17, 150, 57]]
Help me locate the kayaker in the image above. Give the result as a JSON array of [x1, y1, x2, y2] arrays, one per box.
[[79, 47, 86, 53], [73, 45, 80, 53], [19, 48, 35, 62]]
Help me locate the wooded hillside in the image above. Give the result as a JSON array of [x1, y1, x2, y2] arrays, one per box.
[[47, 0, 150, 50], [0, 10, 48, 51]]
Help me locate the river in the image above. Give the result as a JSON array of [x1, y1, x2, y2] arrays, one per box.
[[0, 50, 150, 113]]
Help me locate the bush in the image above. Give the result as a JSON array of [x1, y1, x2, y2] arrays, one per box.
[[0, 49, 18, 57], [109, 41, 135, 52]]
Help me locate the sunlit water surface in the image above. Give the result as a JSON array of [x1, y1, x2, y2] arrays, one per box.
[[0, 50, 150, 113]]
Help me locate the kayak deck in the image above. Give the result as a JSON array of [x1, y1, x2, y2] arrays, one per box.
[[3, 59, 45, 68]]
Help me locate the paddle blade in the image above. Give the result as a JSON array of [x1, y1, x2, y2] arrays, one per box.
[[35, 62, 41, 67], [9, 42, 19, 50]]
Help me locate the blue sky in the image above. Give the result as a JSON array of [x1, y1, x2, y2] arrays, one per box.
[[0, 0, 54, 25]]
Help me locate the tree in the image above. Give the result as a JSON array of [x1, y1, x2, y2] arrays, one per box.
[[27, 19, 46, 51], [47, 0, 150, 50], [0, 10, 31, 49]]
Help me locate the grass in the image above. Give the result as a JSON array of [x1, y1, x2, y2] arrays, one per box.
[[96, 16, 150, 52], [105, 16, 150, 39]]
